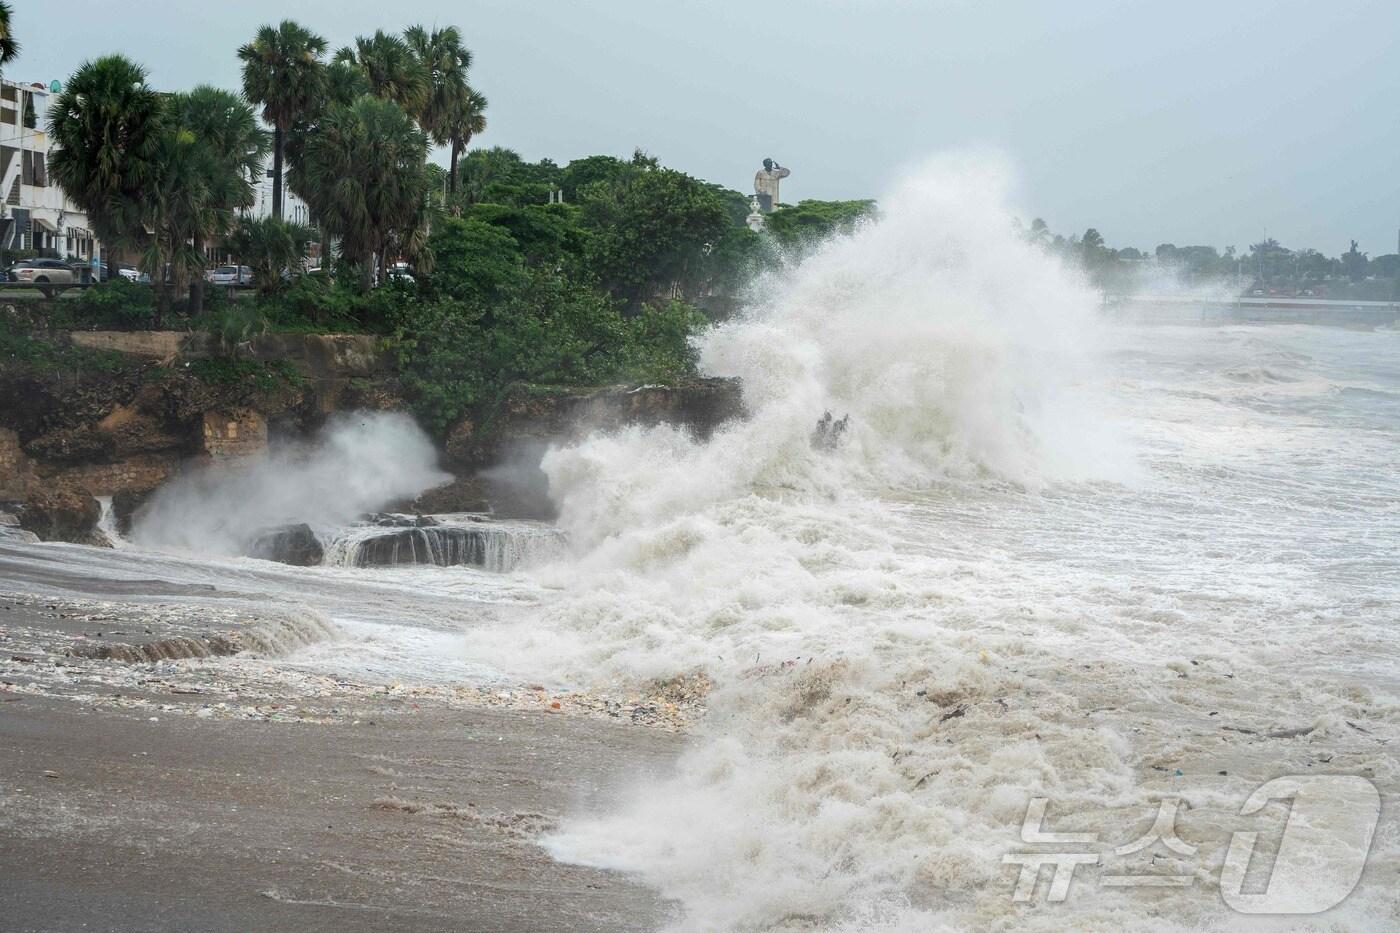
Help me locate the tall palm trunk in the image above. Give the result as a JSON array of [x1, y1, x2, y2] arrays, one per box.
[[448, 137, 461, 196], [359, 250, 374, 293], [153, 275, 170, 329], [271, 125, 284, 221], [189, 231, 206, 314]]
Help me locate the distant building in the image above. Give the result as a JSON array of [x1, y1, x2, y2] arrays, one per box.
[[248, 166, 311, 226], [0, 79, 101, 265]]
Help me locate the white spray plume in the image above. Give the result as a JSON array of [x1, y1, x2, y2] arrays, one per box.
[[447, 155, 1172, 932], [542, 152, 1135, 551], [132, 411, 448, 555]]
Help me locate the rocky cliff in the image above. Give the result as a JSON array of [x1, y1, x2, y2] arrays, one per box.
[[1, 328, 742, 542]]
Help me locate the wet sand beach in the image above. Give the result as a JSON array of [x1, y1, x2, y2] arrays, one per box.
[[0, 592, 680, 933]]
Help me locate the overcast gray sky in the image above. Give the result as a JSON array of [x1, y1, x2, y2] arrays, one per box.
[[11, 0, 1399, 256]]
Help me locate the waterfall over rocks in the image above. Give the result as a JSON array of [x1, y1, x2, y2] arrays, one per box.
[[322, 515, 567, 572]]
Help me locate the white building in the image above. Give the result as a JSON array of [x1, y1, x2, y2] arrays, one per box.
[[248, 164, 312, 226], [0, 78, 100, 265]]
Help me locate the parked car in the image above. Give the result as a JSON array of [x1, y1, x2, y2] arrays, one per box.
[[385, 262, 415, 285], [7, 258, 79, 286], [205, 265, 254, 287], [116, 266, 141, 283]]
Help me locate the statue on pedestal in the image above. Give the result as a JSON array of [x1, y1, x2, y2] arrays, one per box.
[[746, 196, 766, 232], [753, 158, 790, 213]]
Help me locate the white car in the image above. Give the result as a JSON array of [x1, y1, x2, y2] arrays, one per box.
[[206, 265, 254, 286], [116, 267, 141, 282]]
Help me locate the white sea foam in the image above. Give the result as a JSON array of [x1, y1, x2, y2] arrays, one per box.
[[463, 159, 1400, 930]]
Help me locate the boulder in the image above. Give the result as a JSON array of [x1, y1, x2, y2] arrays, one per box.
[[111, 488, 156, 537], [408, 476, 492, 515], [17, 486, 103, 545], [0, 509, 39, 544], [246, 523, 324, 566]]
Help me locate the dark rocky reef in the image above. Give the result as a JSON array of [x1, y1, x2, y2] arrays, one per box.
[[15, 486, 105, 546], [443, 379, 744, 471], [246, 523, 325, 566], [327, 519, 566, 573]]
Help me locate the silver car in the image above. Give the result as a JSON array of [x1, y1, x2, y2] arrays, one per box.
[[205, 265, 254, 286], [8, 258, 78, 286]]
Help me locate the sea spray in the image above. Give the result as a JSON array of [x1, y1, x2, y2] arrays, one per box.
[[453, 158, 1160, 928], [132, 411, 449, 555], [543, 155, 1134, 554]]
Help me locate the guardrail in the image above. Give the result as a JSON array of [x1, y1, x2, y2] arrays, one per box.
[[0, 281, 96, 288]]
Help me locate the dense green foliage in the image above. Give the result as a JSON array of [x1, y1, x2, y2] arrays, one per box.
[[69, 278, 156, 328], [35, 18, 860, 437], [46, 56, 165, 260], [0, 311, 140, 374], [386, 211, 709, 434], [224, 217, 317, 296], [765, 199, 878, 250], [47, 60, 267, 321], [184, 357, 303, 391], [292, 96, 432, 290]]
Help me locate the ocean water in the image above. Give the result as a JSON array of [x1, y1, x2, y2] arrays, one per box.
[[473, 161, 1400, 929], [5, 159, 1398, 929]]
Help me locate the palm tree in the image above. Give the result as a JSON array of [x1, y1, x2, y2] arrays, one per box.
[[140, 127, 210, 319], [291, 96, 430, 292], [443, 88, 487, 198], [238, 20, 327, 221], [225, 216, 315, 297], [403, 24, 485, 200], [335, 30, 430, 116], [0, 2, 19, 73], [47, 55, 164, 266], [404, 24, 470, 136], [166, 87, 269, 313], [283, 59, 367, 269]]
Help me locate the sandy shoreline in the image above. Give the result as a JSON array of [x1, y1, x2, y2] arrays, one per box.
[[0, 589, 684, 932]]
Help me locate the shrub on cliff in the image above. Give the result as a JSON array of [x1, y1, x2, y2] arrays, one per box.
[[224, 217, 318, 297], [389, 270, 703, 435], [69, 279, 156, 329]]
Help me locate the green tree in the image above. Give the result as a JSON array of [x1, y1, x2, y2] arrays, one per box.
[[168, 87, 269, 313], [47, 56, 164, 295], [559, 154, 633, 201], [292, 95, 431, 293], [453, 147, 556, 208], [465, 203, 585, 269], [1027, 218, 1051, 248], [405, 24, 469, 129], [404, 23, 483, 198], [238, 20, 327, 221], [0, 1, 17, 73], [764, 199, 877, 249], [580, 165, 731, 308], [335, 31, 430, 116], [424, 215, 525, 307], [1248, 238, 1291, 283], [283, 58, 366, 264], [225, 216, 316, 297], [442, 88, 487, 199]]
